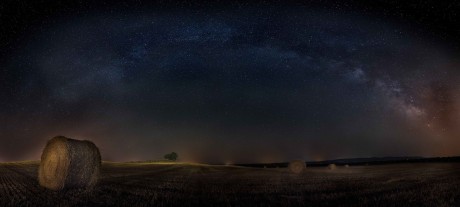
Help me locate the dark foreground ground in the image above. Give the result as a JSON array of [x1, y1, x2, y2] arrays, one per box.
[[0, 161, 459, 206]]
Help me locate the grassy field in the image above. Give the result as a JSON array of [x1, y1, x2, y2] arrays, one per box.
[[0, 161, 459, 206]]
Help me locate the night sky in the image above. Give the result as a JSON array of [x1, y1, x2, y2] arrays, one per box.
[[1, 1, 459, 163]]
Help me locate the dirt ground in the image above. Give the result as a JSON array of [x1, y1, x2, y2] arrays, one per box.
[[0, 161, 459, 206]]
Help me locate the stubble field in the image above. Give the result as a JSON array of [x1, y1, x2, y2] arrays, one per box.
[[0, 161, 459, 206]]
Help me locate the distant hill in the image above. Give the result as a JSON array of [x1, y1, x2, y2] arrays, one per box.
[[236, 156, 460, 168]]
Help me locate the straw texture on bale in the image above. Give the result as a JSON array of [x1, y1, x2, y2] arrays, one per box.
[[328, 163, 337, 170], [288, 160, 306, 173], [38, 136, 101, 191]]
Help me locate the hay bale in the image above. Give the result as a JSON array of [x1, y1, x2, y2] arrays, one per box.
[[288, 160, 306, 173], [38, 136, 101, 191], [328, 163, 337, 170]]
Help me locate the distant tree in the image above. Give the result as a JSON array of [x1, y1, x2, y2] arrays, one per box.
[[164, 152, 178, 161]]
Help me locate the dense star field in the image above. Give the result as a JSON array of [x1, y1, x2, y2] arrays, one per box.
[[1, 1, 460, 207], [0, 1, 459, 163]]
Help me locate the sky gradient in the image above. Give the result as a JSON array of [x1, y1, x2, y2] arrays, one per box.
[[1, 1, 459, 163]]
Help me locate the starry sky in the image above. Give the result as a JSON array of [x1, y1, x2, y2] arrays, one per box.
[[0, 1, 459, 163]]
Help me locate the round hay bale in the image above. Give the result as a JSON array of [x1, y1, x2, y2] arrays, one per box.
[[38, 136, 101, 191], [328, 163, 337, 170], [288, 160, 306, 174]]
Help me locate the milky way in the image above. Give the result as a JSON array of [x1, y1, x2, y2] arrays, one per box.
[[1, 2, 459, 162]]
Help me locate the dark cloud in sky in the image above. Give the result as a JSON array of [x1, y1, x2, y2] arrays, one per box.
[[0, 1, 459, 162]]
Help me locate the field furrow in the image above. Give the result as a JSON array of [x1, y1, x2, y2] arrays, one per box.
[[0, 162, 459, 206]]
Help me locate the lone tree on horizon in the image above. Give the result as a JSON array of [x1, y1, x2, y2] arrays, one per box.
[[164, 152, 178, 161]]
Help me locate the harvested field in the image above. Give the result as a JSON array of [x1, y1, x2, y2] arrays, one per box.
[[0, 161, 459, 206]]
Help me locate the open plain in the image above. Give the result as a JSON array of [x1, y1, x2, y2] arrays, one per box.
[[0, 161, 459, 206]]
